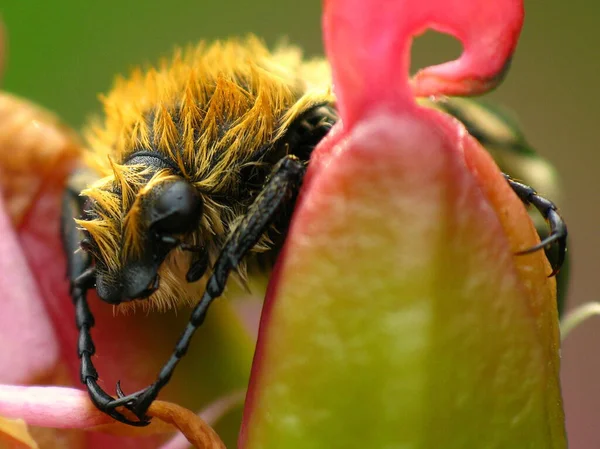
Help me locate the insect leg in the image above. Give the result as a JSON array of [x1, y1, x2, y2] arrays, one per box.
[[61, 174, 150, 426], [122, 154, 306, 420], [504, 173, 567, 277]]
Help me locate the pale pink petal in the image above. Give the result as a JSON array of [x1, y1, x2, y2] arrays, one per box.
[[0, 385, 112, 428], [0, 194, 59, 384]]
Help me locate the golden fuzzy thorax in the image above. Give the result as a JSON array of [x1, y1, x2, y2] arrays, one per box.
[[76, 36, 334, 312]]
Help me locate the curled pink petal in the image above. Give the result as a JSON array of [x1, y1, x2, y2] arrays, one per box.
[[410, 0, 523, 97], [323, 0, 523, 127]]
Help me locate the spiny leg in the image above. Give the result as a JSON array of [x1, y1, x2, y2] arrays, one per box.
[[114, 155, 306, 420], [62, 174, 150, 426], [504, 173, 567, 276]]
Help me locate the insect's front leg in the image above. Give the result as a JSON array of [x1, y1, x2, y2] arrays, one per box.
[[61, 173, 150, 427], [120, 155, 306, 420], [504, 173, 568, 276]]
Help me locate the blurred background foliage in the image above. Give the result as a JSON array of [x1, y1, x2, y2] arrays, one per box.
[[1, 1, 598, 447]]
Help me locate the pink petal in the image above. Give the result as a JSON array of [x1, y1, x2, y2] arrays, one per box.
[[0, 385, 113, 429], [323, 0, 523, 127], [242, 0, 563, 445], [409, 0, 523, 97], [0, 194, 59, 384]]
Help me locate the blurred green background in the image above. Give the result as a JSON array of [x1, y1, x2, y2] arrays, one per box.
[[1, 1, 598, 447]]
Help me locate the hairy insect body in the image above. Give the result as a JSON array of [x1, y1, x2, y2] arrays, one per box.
[[76, 37, 336, 311]]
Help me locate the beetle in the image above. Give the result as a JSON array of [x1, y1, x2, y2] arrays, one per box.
[[59, 37, 567, 426]]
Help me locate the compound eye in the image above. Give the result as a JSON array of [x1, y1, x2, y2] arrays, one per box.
[[149, 180, 203, 235]]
